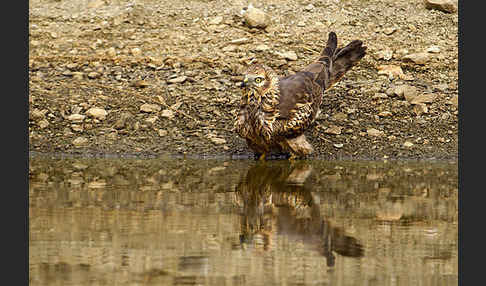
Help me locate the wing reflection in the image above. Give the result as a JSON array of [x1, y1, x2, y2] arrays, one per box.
[[235, 162, 363, 266]]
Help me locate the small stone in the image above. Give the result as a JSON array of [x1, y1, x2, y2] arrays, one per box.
[[67, 114, 86, 122], [403, 141, 414, 147], [367, 128, 385, 137], [140, 103, 161, 113], [413, 103, 428, 115], [333, 143, 344, 148], [255, 44, 270, 52], [131, 79, 149, 88], [66, 63, 78, 70], [86, 107, 108, 120], [87, 72, 100, 79], [211, 137, 226, 145], [304, 4, 315, 11], [160, 109, 174, 119], [372, 93, 389, 100], [131, 47, 142, 57], [424, 0, 457, 13], [87, 0, 105, 9], [410, 93, 437, 104], [447, 95, 458, 107], [297, 21, 306, 27], [37, 119, 49, 129], [145, 116, 158, 124], [72, 137, 89, 147], [106, 47, 116, 57], [332, 112, 347, 121], [243, 5, 270, 28], [31, 109, 47, 120], [72, 72, 84, 80], [394, 85, 418, 101], [230, 37, 251, 45], [377, 65, 406, 80], [378, 111, 393, 117], [402, 53, 431, 65], [324, 125, 342, 135], [158, 129, 168, 137], [222, 45, 237, 52], [374, 49, 393, 61], [168, 76, 187, 84], [209, 16, 223, 25], [426, 45, 441, 53], [383, 27, 397, 35], [276, 51, 298, 61]]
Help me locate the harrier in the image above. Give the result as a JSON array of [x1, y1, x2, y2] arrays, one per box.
[[235, 32, 366, 160]]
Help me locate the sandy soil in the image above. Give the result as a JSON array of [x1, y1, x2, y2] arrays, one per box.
[[28, 0, 458, 160]]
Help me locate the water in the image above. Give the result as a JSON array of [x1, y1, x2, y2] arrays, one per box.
[[29, 157, 458, 286]]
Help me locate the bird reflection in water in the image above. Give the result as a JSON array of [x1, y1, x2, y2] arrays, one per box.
[[234, 162, 363, 267]]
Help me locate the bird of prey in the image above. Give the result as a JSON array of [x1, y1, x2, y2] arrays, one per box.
[[235, 32, 367, 160]]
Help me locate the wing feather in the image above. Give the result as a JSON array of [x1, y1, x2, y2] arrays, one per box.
[[274, 72, 322, 138]]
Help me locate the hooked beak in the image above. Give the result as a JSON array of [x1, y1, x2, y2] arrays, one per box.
[[241, 77, 248, 88]]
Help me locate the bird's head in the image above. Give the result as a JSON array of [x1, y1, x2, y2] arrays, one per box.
[[241, 64, 277, 98]]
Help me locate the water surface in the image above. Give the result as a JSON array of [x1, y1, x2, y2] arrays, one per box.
[[29, 157, 458, 285]]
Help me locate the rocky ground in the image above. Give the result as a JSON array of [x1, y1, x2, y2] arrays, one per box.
[[28, 0, 458, 160]]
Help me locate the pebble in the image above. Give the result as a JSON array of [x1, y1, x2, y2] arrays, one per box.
[[38, 119, 49, 129], [86, 107, 108, 120], [158, 129, 168, 137], [31, 108, 47, 120], [208, 16, 223, 25], [402, 53, 431, 65], [230, 38, 251, 45], [333, 143, 344, 148], [144, 116, 158, 124], [367, 128, 385, 137], [254, 44, 270, 52], [243, 5, 270, 28], [131, 47, 142, 57], [140, 103, 161, 113], [304, 4, 315, 11], [67, 114, 86, 122], [106, 47, 117, 57], [160, 109, 175, 119], [72, 136, 89, 147], [87, 72, 100, 79], [383, 27, 397, 35], [72, 72, 84, 80], [378, 111, 393, 117], [394, 85, 417, 101], [426, 45, 441, 53], [168, 76, 187, 84], [276, 51, 298, 61], [403, 141, 414, 147], [410, 93, 437, 105], [372, 93, 389, 100], [447, 95, 458, 107], [413, 103, 428, 115], [374, 49, 393, 61], [377, 65, 409, 80], [211, 137, 226, 145], [131, 79, 149, 88], [324, 126, 342, 135], [424, 0, 457, 13]]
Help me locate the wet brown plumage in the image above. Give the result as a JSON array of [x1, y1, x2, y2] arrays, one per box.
[[235, 32, 367, 159]]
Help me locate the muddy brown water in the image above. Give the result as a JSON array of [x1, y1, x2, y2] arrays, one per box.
[[29, 156, 457, 285]]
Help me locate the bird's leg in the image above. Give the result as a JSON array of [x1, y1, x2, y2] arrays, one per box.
[[288, 153, 297, 162], [258, 153, 266, 161]]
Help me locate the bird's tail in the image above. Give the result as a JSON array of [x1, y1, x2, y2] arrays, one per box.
[[305, 32, 367, 90]]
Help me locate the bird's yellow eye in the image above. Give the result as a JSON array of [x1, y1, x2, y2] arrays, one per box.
[[255, 77, 263, 83]]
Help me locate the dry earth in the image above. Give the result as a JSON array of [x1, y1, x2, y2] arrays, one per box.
[[28, 0, 458, 160]]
